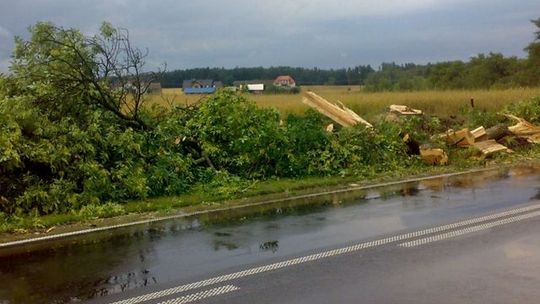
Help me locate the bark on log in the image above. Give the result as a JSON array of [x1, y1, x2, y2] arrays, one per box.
[[485, 124, 509, 141]]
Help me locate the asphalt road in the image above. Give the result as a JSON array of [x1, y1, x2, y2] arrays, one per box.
[[96, 200, 540, 304]]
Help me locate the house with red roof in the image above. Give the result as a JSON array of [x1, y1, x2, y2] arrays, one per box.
[[273, 75, 296, 87]]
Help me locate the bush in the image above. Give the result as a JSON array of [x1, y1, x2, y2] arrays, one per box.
[[461, 106, 502, 129], [505, 97, 540, 123], [309, 122, 409, 176], [280, 111, 331, 176], [187, 91, 287, 178], [264, 85, 301, 94], [0, 79, 195, 215]]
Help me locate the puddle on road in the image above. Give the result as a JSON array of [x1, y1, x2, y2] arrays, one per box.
[[1, 165, 540, 303]]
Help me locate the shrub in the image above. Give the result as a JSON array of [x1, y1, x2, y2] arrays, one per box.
[[280, 110, 331, 177], [309, 122, 409, 176], [505, 97, 540, 123], [188, 91, 287, 178], [461, 106, 502, 128]]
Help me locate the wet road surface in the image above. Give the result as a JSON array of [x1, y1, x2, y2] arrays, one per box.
[[1, 166, 540, 303], [180, 208, 540, 304]]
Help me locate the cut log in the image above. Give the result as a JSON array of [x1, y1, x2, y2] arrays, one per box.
[[443, 128, 475, 147], [472, 139, 512, 156], [485, 124, 509, 141], [504, 114, 540, 143], [420, 146, 448, 166], [302, 91, 372, 128], [471, 126, 488, 142], [389, 105, 422, 115]]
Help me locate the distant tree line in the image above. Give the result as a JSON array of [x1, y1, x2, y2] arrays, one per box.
[[363, 52, 536, 92], [160, 66, 376, 87], [161, 18, 540, 92]]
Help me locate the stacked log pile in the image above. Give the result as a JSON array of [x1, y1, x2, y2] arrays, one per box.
[[301, 91, 540, 165]]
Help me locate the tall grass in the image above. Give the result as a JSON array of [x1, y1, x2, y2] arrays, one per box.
[[149, 86, 540, 119]]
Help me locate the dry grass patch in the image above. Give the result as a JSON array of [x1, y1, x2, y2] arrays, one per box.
[[146, 86, 540, 119]]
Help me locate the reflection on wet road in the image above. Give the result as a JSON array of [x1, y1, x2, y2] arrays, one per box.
[[1, 166, 540, 303]]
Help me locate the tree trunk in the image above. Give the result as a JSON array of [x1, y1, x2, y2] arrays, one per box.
[[486, 124, 509, 141]]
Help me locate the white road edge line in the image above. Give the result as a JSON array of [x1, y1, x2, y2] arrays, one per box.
[[399, 209, 540, 248], [0, 167, 499, 248], [156, 285, 239, 304], [108, 202, 540, 304]]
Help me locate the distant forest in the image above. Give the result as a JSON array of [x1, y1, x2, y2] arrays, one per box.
[[160, 18, 540, 92]]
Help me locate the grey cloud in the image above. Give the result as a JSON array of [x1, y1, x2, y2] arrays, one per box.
[[0, 0, 539, 73]]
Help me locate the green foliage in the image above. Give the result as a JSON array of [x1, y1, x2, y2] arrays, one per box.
[[280, 111, 331, 176], [364, 53, 533, 92], [365, 63, 430, 92], [187, 91, 286, 178], [0, 22, 198, 216], [505, 97, 540, 123], [461, 106, 502, 129], [193, 170, 253, 199], [0, 89, 193, 214], [400, 115, 444, 143], [465, 53, 521, 89], [78, 202, 126, 220], [264, 85, 301, 94], [524, 18, 540, 86], [310, 122, 409, 177]]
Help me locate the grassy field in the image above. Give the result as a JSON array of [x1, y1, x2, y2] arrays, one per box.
[[151, 86, 540, 120]]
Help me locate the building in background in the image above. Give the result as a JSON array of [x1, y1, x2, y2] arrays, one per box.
[[273, 75, 296, 87], [182, 79, 223, 94]]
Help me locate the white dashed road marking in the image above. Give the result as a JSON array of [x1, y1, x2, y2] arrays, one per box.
[[109, 202, 540, 304], [156, 285, 239, 304], [399, 209, 540, 247]]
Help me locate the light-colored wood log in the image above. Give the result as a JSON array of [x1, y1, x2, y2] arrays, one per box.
[[505, 114, 540, 143], [389, 104, 422, 115], [420, 147, 448, 165], [443, 128, 475, 147], [471, 126, 488, 142], [302, 91, 372, 128], [473, 139, 512, 156]]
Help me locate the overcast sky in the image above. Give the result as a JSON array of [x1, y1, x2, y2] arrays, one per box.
[[1, 0, 539, 73]]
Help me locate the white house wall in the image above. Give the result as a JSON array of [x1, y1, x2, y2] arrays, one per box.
[[247, 84, 264, 91]]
